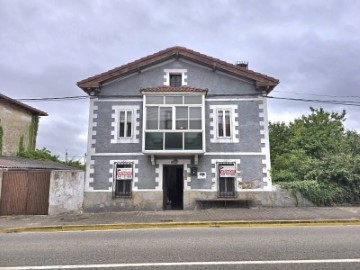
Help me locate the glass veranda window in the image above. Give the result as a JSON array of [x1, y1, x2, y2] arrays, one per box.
[[144, 95, 204, 151]]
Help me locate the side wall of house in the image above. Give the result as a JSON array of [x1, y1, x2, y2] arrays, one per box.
[[84, 59, 275, 211], [0, 103, 33, 156]]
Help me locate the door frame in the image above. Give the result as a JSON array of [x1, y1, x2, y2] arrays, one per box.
[[162, 164, 184, 210]]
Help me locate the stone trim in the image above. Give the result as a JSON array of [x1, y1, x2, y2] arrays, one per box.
[[85, 98, 98, 191], [258, 96, 272, 190], [111, 105, 140, 144], [86, 159, 95, 192], [163, 69, 188, 86], [155, 159, 191, 191], [209, 104, 239, 143]]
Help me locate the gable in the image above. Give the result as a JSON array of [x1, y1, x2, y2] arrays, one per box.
[[77, 46, 279, 94], [98, 59, 259, 97]]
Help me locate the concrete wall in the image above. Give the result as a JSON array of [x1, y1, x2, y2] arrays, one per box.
[[48, 170, 85, 215], [83, 189, 313, 212], [0, 102, 34, 156]]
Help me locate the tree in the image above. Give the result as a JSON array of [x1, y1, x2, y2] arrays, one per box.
[[270, 107, 360, 205]]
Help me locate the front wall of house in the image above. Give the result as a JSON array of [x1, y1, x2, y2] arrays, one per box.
[[0, 103, 32, 156], [84, 59, 272, 211]]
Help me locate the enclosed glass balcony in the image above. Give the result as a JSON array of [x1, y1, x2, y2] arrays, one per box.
[[142, 93, 205, 154], [145, 132, 203, 152]]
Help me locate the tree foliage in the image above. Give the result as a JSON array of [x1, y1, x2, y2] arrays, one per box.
[[270, 107, 360, 205], [17, 148, 85, 170]]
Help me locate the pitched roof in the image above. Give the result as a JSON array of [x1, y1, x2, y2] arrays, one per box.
[[0, 93, 48, 116], [77, 46, 279, 93], [140, 86, 208, 94], [0, 156, 81, 170]]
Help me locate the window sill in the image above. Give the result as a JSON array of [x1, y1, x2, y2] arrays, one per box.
[[111, 138, 139, 144]]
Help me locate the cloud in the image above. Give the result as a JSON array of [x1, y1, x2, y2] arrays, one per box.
[[1, 0, 359, 157]]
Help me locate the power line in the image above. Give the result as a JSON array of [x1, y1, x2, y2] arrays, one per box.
[[3, 94, 360, 107], [16, 96, 88, 102], [267, 96, 360, 107], [274, 90, 360, 99]]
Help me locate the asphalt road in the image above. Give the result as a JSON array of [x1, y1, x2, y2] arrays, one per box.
[[0, 226, 359, 269]]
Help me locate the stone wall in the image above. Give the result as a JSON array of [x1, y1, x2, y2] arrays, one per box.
[[0, 102, 32, 156], [48, 170, 85, 215]]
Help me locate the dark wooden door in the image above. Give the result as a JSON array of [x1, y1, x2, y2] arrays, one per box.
[[0, 172, 28, 215], [0, 171, 50, 215], [26, 171, 51, 215]]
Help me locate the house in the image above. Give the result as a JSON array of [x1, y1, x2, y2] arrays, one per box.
[[77, 46, 280, 212], [0, 93, 47, 156], [0, 156, 84, 215]]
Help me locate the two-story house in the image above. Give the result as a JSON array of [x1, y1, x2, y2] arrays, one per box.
[[0, 93, 47, 156], [77, 46, 279, 211]]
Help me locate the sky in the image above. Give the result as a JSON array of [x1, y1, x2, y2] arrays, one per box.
[[1, 0, 359, 161]]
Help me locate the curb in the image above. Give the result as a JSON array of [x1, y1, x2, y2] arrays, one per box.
[[1, 219, 360, 233]]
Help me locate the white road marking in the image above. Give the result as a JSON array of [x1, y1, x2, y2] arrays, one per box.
[[1, 259, 360, 269]]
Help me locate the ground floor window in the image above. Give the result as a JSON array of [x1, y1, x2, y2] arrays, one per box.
[[114, 162, 133, 198], [218, 162, 236, 198]]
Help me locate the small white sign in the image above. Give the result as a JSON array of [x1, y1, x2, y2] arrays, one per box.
[[197, 172, 206, 179], [219, 164, 236, 177]]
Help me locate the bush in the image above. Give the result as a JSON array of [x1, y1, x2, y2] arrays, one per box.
[[278, 180, 346, 206]]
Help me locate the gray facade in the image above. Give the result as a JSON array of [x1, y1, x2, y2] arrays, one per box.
[[79, 47, 279, 211]]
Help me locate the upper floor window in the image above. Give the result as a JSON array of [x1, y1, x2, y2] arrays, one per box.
[[164, 69, 187, 86], [111, 105, 140, 144], [217, 110, 231, 138], [209, 105, 239, 143], [170, 74, 182, 87], [119, 110, 133, 138]]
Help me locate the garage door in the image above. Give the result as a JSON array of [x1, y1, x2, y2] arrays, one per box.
[[0, 171, 51, 215]]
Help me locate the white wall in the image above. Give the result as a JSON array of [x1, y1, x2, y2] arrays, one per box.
[[48, 170, 85, 215]]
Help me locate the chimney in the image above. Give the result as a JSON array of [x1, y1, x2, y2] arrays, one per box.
[[235, 61, 248, 69]]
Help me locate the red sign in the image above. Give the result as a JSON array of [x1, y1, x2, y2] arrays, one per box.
[[116, 167, 133, 180], [219, 165, 236, 177]]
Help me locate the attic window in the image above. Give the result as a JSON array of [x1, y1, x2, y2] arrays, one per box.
[[170, 74, 182, 87], [164, 69, 187, 86]]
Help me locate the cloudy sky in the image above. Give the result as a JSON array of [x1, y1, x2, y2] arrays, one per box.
[[1, 0, 359, 161]]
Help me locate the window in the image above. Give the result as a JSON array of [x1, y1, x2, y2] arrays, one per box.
[[218, 162, 236, 198], [111, 105, 139, 144], [170, 74, 182, 86], [209, 105, 238, 143], [143, 95, 204, 152], [119, 110, 133, 138], [114, 162, 133, 197], [217, 109, 231, 138], [164, 69, 187, 86]]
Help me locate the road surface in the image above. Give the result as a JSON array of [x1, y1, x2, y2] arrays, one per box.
[[0, 225, 359, 269]]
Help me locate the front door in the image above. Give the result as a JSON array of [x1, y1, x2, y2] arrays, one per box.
[[163, 165, 183, 210]]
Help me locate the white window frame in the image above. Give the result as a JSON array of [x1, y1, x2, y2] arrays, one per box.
[[210, 104, 239, 143], [164, 69, 187, 86], [111, 105, 140, 144], [142, 93, 205, 154], [216, 109, 232, 138], [119, 110, 133, 139]]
